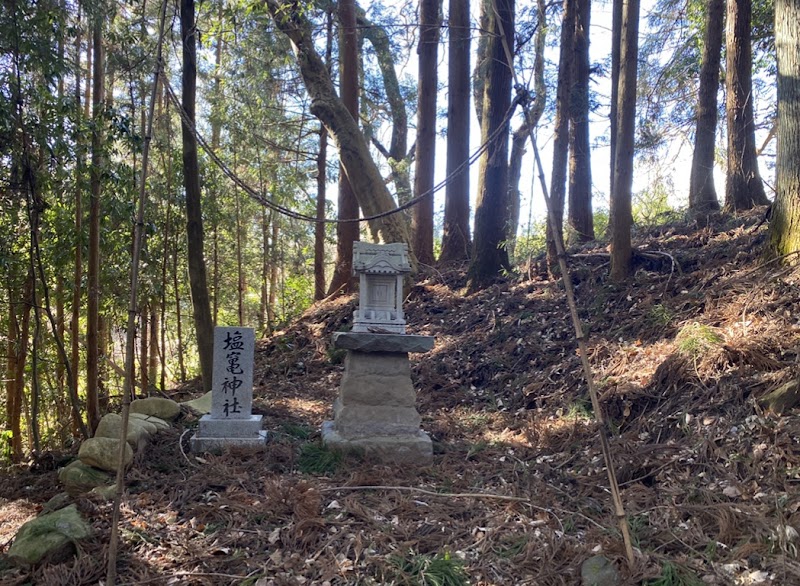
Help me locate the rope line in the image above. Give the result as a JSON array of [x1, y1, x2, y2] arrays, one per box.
[[161, 73, 518, 225]]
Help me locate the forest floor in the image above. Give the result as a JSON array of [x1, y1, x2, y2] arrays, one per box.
[[3, 207, 800, 585]]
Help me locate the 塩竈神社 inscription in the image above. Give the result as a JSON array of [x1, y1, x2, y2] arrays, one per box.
[[191, 327, 267, 452]]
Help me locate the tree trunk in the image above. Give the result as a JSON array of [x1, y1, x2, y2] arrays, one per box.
[[507, 0, 547, 263], [548, 0, 575, 272], [315, 123, 328, 300], [568, 0, 594, 243], [140, 307, 148, 395], [439, 0, 471, 263], [610, 0, 640, 282], [327, 0, 361, 296], [688, 0, 724, 214], [181, 0, 214, 392], [265, 0, 413, 252], [356, 6, 412, 205], [412, 0, 439, 265], [725, 0, 769, 211], [468, 0, 514, 290], [172, 232, 186, 383], [268, 219, 279, 331], [770, 0, 800, 258], [71, 9, 85, 437], [235, 187, 245, 326], [609, 0, 623, 203], [260, 208, 270, 332], [86, 17, 103, 432], [148, 306, 158, 390]]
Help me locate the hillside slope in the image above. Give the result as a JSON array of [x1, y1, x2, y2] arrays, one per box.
[[3, 208, 800, 585]]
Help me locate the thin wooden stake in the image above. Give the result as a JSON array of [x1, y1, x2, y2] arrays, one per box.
[[106, 0, 169, 583], [490, 0, 636, 567]]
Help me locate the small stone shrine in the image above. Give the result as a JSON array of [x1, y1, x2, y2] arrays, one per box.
[[191, 327, 267, 452], [322, 242, 434, 463]]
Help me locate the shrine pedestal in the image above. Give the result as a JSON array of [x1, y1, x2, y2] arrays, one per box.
[[322, 333, 434, 464]]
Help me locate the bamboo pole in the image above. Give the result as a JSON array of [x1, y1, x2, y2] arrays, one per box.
[[106, 0, 169, 582], [490, 0, 636, 567]]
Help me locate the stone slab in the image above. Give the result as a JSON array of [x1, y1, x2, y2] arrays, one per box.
[[333, 400, 421, 438], [322, 421, 432, 464], [190, 431, 268, 454], [333, 332, 434, 353], [197, 414, 264, 438], [211, 327, 255, 420]]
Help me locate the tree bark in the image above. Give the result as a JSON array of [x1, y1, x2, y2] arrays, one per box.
[[610, 0, 640, 281], [507, 0, 547, 262], [468, 0, 514, 290], [725, 0, 769, 211], [86, 16, 103, 432], [315, 124, 328, 300], [265, 0, 412, 252], [567, 0, 594, 243], [327, 0, 361, 296], [769, 0, 800, 258], [440, 0, 472, 263], [181, 0, 214, 392], [412, 0, 439, 265], [609, 0, 623, 203], [355, 5, 412, 205], [548, 0, 574, 272], [140, 307, 148, 395], [688, 0, 724, 214]]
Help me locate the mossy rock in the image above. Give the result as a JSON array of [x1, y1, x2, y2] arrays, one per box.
[[129, 412, 170, 432], [58, 460, 113, 497], [78, 437, 133, 472], [182, 391, 212, 415], [7, 505, 91, 566], [94, 413, 151, 448], [130, 397, 181, 421]]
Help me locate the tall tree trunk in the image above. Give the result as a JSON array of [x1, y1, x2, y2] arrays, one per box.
[[468, 0, 514, 290], [439, 0, 471, 263], [148, 306, 158, 390], [567, 0, 594, 243], [260, 208, 270, 331], [315, 124, 328, 300], [507, 0, 547, 262], [610, 0, 640, 281], [548, 0, 575, 272], [139, 307, 148, 395], [71, 8, 85, 437], [688, 0, 724, 214], [725, 0, 769, 210], [6, 279, 32, 462], [609, 0, 623, 203], [181, 0, 214, 392], [412, 0, 439, 265], [86, 17, 103, 431], [356, 6, 412, 204], [327, 0, 361, 296], [314, 12, 333, 301], [235, 186, 245, 326], [268, 219, 279, 331], [265, 0, 413, 252], [770, 0, 800, 257], [172, 233, 186, 383]]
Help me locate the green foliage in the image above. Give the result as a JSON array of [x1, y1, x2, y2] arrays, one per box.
[[644, 562, 702, 586], [298, 442, 342, 475], [512, 218, 547, 264], [646, 304, 674, 327], [633, 176, 682, 229], [388, 550, 470, 586], [675, 322, 724, 359]]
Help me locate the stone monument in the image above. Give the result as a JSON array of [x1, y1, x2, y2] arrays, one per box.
[[322, 242, 434, 463], [191, 327, 267, 452]]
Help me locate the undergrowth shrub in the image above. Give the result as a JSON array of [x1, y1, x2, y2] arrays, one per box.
[[297, 442, 342, 475], [388, 550, 469, 586]]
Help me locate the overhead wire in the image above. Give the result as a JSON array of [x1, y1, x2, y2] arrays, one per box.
[[161, 69, 519, 225]]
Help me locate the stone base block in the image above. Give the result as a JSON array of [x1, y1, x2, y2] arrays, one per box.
[[198, 414, 263, 438], [190, 430, 268, 454], [322, 421, 432, 464]]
